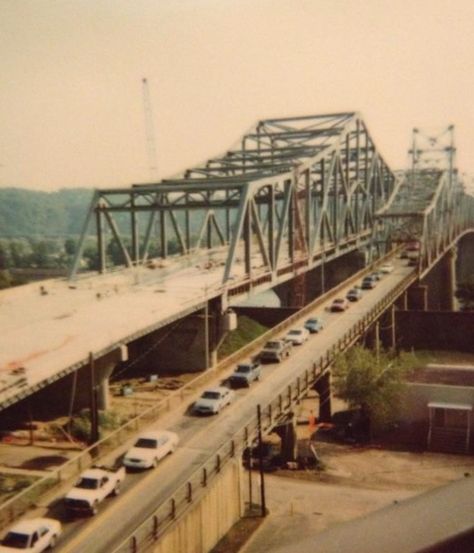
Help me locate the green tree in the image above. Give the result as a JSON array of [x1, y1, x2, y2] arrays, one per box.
[[83, 244, 99, 270], [64, 238, 77, 256], [332, 346, 417, 436], [0, 270, 13, 289], [0, 241, 12, 269]]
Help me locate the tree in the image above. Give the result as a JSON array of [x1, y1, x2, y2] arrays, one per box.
[[332, 346, 417, 436], [64, 238, 77, 257]]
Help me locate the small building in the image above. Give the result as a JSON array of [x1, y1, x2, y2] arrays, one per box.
[[402, 364, 474, 454]]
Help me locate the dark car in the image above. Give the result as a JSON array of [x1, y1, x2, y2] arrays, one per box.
[[243, 442, 281, 472], [361, 276, 376, 290], [319, 409, 370, 443], [346, 287, 362, 302]]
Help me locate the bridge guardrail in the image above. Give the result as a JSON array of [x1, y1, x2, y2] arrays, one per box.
[[0, 247, 408, 530], [111, 268, 417, 552]]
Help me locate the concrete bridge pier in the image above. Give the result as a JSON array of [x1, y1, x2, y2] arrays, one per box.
[[417, 247, 457, 311], [407, 284, 428, 310], [274, 414, 297, 463], [313, 372, 332, 422]]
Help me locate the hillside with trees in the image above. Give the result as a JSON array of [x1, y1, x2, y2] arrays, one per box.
[[0, 187, 94, 237]]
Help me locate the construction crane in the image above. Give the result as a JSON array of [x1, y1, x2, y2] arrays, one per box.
[[142, 78, 159, 181]]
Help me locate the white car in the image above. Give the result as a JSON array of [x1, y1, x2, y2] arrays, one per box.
[[193, 387, 234, 415], [379, 262, 394, 274], [123, 430, 179, 469], [0, 518, 61, 552], [285, 328, 309, 345]]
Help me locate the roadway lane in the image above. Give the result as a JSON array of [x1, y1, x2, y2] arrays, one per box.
[[52, 257, 415, 552]]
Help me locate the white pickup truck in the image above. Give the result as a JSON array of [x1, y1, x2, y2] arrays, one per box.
[[64, 465, 125, 516]]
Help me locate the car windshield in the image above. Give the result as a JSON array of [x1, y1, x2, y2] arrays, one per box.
[[2, 531, 30, 548], [348, 289, 357, 294], [202, 391, 220, 400], [265, 341, 280, 349], [236, 366, 251, 373], [135, 438, 158, 449], [76, 477, 99, 490], [288, 330, 301, 335], [334, 299, 344, 303], [306, 319, 318, 324]]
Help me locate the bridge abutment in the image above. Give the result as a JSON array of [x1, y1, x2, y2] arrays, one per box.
[[149, 458, 243, 553]]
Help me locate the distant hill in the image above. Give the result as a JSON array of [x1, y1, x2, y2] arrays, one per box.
[[0, 188, 94, 237]]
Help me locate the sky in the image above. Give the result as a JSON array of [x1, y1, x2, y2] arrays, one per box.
[[1, 0, 474, 192]]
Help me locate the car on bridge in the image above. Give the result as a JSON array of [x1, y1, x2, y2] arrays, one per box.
[[361, 275, 377, 289], [229, 361, 261, 388], [123, 430, 179, 470], [193, 387, 234, 415], [285, 327, 309, 345], [379, 262, 394, 274], [346, 287, 363, 302], [304, 317, 324, 333], [329, 298, 349, 312], [259, 339, 292, 362], [0, 518, 62, 552], [64, 465, 125, 517]]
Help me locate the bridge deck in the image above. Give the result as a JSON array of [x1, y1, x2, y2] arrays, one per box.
[[0, 249, 250, 408]]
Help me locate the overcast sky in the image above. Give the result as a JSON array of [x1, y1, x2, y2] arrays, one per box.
[[1, 0, 473, 191]]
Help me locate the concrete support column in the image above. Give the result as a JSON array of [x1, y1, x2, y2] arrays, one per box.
[[407, 284, 428, 310], [313, 372, 331, 422], [274, 414, 297, 462], [440, 247, 457, 311]]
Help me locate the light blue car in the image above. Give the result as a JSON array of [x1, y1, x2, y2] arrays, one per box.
[[304, 317, 324, 333]]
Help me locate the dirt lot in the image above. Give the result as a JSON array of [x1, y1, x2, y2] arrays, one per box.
[[236, 425, 474, 553]]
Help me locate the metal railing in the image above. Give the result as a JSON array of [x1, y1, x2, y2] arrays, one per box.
[[0, 247, 412, 531], [111, 269, 416, 552]]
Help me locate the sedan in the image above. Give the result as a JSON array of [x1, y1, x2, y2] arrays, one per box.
[[346, 287, 363, 302], [123, 430, 179, 470], [0, 518, 61, 552], [379, 262, 394, 274], [285, 328, 309, 345], [330, 298, 349, 312], [361, 276, 377, 290], [193, 387, 234, 415], [370, 271, 383, 281], [304, 317, 324, 333]]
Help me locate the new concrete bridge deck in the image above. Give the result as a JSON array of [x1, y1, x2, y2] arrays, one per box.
[[0, 248, 254, 409]]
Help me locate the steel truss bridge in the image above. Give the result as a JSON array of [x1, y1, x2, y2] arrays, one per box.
[[70, 113, 474, 292], [70, 113, 399, 290]]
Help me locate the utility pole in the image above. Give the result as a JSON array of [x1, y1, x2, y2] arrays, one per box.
[[257, 405, 267, 517], [89, 352, 100, 445]]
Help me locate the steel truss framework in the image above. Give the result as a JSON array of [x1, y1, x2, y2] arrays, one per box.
[[70, 112, 397, 285], [376, 126, 474, 277]]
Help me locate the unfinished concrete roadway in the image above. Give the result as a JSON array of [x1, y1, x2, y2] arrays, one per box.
[[0, 247, 253, 410], [40, 258, 420, 552]]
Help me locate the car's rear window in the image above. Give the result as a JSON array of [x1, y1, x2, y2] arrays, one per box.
[[135, 438, 158, 449]]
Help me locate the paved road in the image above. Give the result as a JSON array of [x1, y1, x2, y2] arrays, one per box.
[[44, 258, 415, 552]]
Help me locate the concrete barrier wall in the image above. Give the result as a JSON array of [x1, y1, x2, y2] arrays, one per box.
[[152, 459, 242, 553]]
